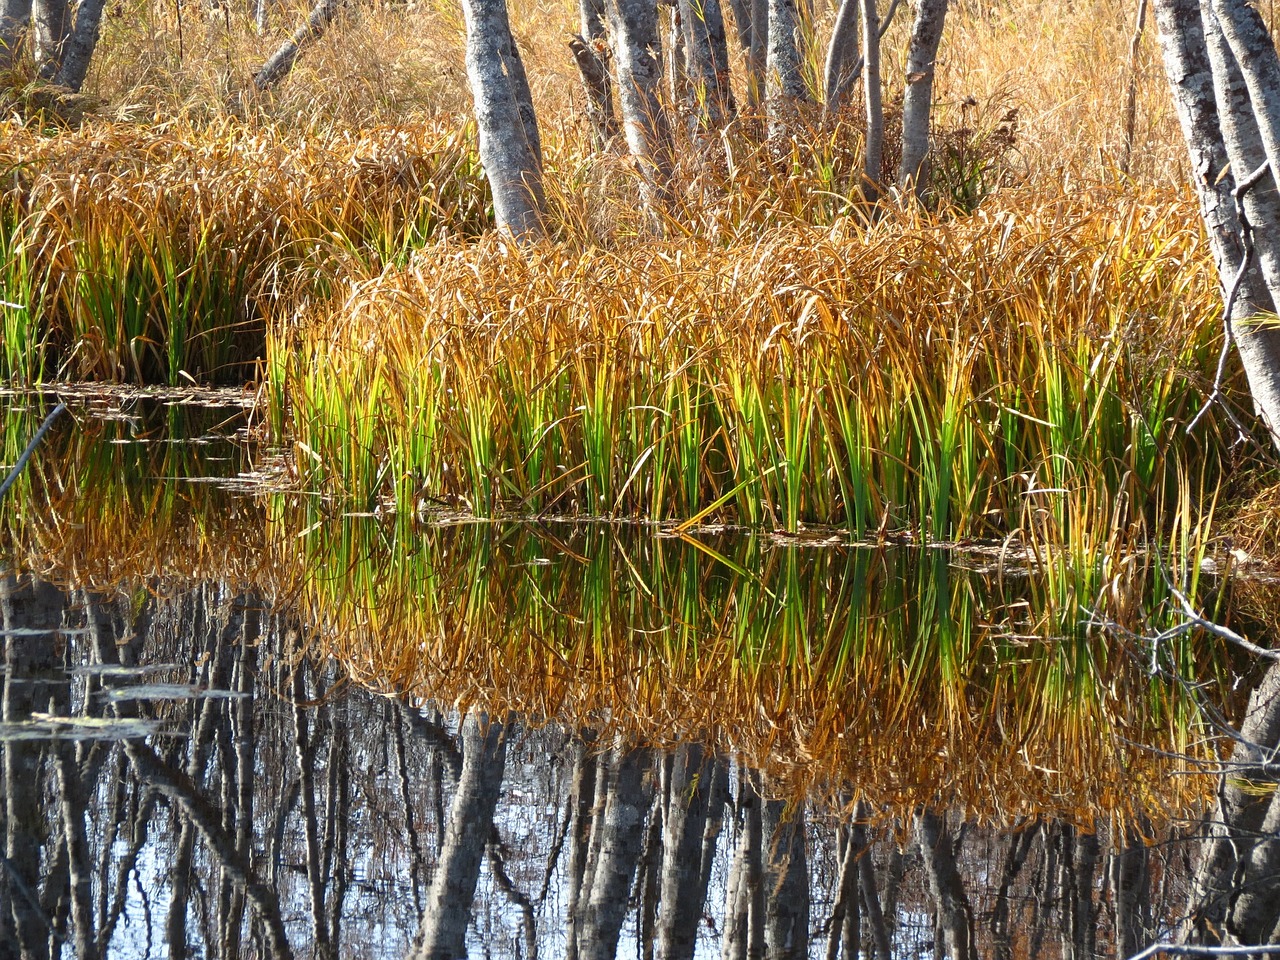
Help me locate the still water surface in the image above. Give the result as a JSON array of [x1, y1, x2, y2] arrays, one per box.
[[0, 393, 1275, 959]]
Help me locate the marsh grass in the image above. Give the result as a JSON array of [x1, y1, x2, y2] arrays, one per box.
[[278, 189, 1238, 540], [271, 504, 1226, 819], [0, 119, 489, 384], [0, 409, 1235, 817]]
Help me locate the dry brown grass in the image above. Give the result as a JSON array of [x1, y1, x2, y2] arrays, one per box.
[[63, 0, 1190, 190]]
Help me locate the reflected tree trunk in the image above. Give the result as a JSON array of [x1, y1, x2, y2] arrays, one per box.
[[916, 808, 973, 960], [992, 819, 1038, 960], [1112, 819, 1151, 959], [564, 739, 598, 960], [413, 711, 509, 960], [575, 741, 654, 960], [2, 574, 65, 958], [762, 790, 808, 960], [657, 744, 723, 960], [722, 767, 765, 960]]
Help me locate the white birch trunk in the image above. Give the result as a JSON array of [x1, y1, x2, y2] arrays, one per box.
[[679, 0, 735, 130], [32, 0, 68, 78], [608, 0, 676, 216], [413, 712, 508, 959], [460, 0, 546, 238], [765, 0, 810, 136], [860, 0, 883, 200], [0, 0, 31, 71], [897, 0, 949, 199], [823, 0, 859, 114], [1156, 0, 1280, 446]]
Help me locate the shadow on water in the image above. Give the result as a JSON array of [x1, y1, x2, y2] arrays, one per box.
[[2, 394, 1279, 958]]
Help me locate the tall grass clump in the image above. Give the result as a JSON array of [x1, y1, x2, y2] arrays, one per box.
[[0, 118, 489, 384], [276, 188, 1234, 542]]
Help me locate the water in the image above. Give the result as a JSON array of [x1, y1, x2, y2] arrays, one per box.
[[0, 392, 1275, 959]]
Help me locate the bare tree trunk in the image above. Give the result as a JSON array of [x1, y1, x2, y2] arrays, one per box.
[[125, 738, 295, 959], [575, 742, 654, 960], [0, 0, 31, 72], [1181, 662, 1280, 943], [413, 711, 509, 959], [657, 745, 720, 960], [860, 0, 883, 200], [897, 0, 949, 199], [993, 821, 1038, 960], [823, 0, 859, 114], [2, 575, 65, 956], [571, 0, 618, 150], [1121, 0, 1151, 174], [252, 0, 342, 91], [916, 809, 974, 960], [564, 741, 598, 960], [1155, 0, 1280, 445], [47, 0, 100, 91], [31, 0, 68, 78], [746, 0, 767, 106], [680, 0, 735, 130], [762, 793, 809, 960], [608, 0, 676, 217], [722, 767, 764, 960], [765, 0, 810, 136], [460, 0, 546, 238], [1112, 821, 1151, 959]]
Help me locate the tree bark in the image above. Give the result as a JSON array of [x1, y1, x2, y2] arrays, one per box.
[[916, 808, 974, 960], [762, 793, 809, 960], [460, 0, 546, 238], [413, 711, 509, 959], [657, 744, 720, 960], [31, 0, 68, 78], [575, 742, 654, 960], [897, 0, 949, 199], [1155, 0, 1280, 446], [252, 0, 342, 91], [860, 0, 883, 200], [607, 0, 676, 218], [679, 0, 735, 130], [0, 0, 31, 72], [48, 0, 102, 91], [571, 14, 618, 149], [765, 0, 810, 136], [823, 0, 859, 114]]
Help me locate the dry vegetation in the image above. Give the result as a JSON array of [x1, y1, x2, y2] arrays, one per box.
[[2, 0, 1272, 812]]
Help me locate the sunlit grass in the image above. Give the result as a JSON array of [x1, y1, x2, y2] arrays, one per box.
[[277, 188, 1236, 540], [0, 119, 489, 384]]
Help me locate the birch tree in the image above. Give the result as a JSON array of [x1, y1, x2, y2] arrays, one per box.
[[897, 0, 949, 199], [1154, 0, 1280, 444], [765, 0, 811, 136], [461, 0, 547, 238], [0, 0, 103, 91], [607, 0, 676, 216]]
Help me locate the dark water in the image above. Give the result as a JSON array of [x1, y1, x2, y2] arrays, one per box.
[[0, 578, 1199, 960], [2, 394, 1279, 960]]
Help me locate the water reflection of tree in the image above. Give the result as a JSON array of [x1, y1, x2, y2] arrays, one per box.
[[4, 572, 1280, 959]]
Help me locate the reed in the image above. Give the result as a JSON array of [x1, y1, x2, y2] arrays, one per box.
[[277, 188, 1236, 540], [0, 119, 488, 384]]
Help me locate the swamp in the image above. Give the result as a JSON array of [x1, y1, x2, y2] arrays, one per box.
[[5, 0, 1280, 957]]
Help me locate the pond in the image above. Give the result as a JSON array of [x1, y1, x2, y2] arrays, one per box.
[[1, 391, 1277, 960]]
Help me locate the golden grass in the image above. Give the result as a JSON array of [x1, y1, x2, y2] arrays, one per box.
[[64, 0, 1189, 190], [277, 186, 1236, 541]]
